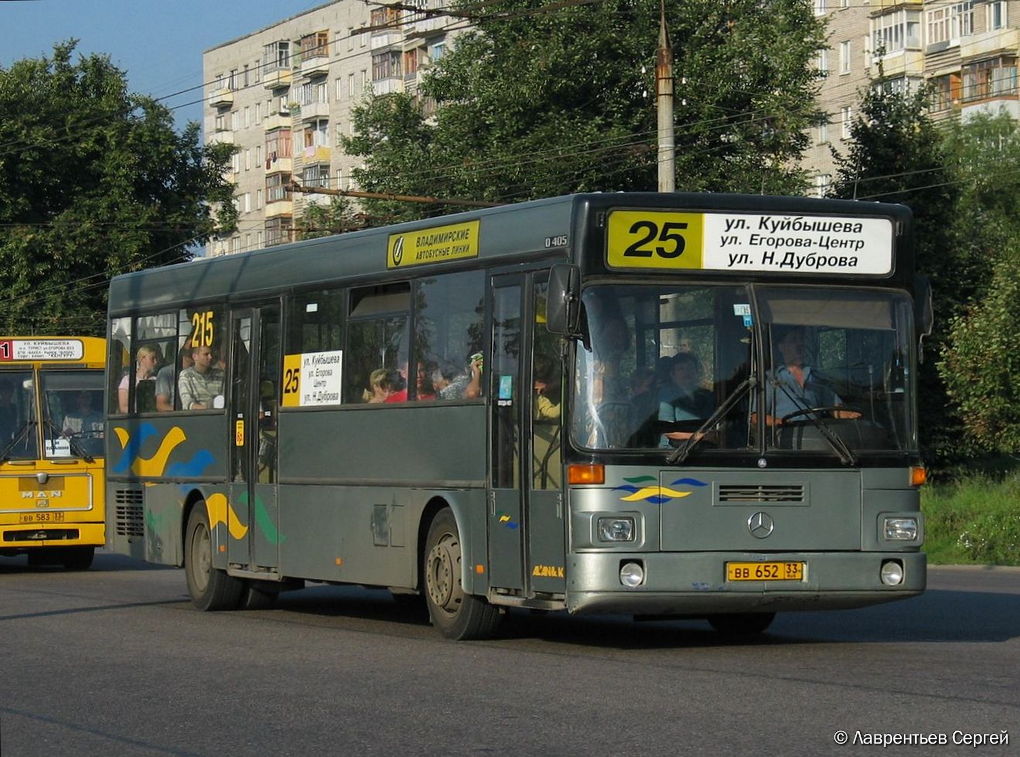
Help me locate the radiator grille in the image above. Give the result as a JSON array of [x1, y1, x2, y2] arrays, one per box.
[[114, 489, 144, 537], [718, 484, 805, 503]]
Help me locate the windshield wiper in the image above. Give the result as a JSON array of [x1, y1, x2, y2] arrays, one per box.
[[42, 417, 95, 463], [0, 420, 36, 464], [667, 374, 757, 465], [768, 377, 856, 466]]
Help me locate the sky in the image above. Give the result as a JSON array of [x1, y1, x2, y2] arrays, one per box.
[[1, 0, 328, 133]]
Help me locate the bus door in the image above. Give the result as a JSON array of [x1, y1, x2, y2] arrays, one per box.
[[228, 305, 282, 571], [488, 274, 566, 597]]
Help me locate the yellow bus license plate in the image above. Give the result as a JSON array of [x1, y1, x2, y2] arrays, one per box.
[[726, 561, 804, 581]]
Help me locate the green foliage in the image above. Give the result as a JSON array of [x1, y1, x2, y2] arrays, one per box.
[[830, 83, 964, 466], [923, 470, 1020, 565], [294, 197, 365, 239], [938, 114, 1020, 453], [344, 0, 826, 222], [0, 42, 236, 335]]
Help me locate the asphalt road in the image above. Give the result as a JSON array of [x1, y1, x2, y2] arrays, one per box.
[[0, 554, 1016, 756]]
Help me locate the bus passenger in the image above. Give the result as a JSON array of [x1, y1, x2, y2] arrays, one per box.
[[364, 368, 396, 403], [658, 352, 714, 447], [432, 355, 481, 400], [178, 345, 224, 410], [118, 344, 160, 413], [155, 346, 193, 412], [385, 363, 435, 402]]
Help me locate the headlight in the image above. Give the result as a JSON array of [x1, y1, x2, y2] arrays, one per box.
[[597, 516, 635, 542], [880, 560, 904, 586], [620, 561, 644, 587], [883, 517, 918, 541]]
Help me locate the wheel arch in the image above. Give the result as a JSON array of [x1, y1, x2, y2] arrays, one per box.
[[416, 491, 488, 597]]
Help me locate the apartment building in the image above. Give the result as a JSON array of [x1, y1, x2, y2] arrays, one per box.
[[804, 0, 1017, 194], [202, 1, 457, 257]]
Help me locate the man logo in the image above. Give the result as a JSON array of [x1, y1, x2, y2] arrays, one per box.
[[748, 511, 774, 539], [390, 236, 404, 266]]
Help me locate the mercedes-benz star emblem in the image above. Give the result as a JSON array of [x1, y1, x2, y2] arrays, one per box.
[[748, 511, 774, 539]]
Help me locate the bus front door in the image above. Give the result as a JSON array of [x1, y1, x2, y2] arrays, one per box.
[[228, 306, 282, 573], [488, 274, 566, 599]]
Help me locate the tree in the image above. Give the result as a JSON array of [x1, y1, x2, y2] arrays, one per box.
[[294, 196, 367, 239], [343, 0, 826, 222], [829, 82, 966, 466], [938, 113, 1020, 452], [0, 42, 237, 334]]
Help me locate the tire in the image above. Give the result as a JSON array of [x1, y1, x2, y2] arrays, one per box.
[[185, 504, 243, 611], [60, 546, 95, 571], [239, 582, 279, 611], [423, 508, 501, 640], [707, 612, 776, 638]]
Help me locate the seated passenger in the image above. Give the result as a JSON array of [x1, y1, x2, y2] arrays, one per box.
[[658, 352, 714, 447], [364, 368, 397, 403], [385, 362, 435, 402], [432, 356, 481, 400], [118, 344, 160, 413], [178, 345, 224, 410]]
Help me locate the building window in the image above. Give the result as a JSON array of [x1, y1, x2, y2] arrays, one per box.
[[430, 42, 445, 61], [300, 30, 330, 60], [372, 51, 402, 81], [348, 73, 356, 98], [988, 1, 1007, 30], [265, 129, 293, 161], [877, 76, 924, 96], [814, 0, 826, 16], [244, 149, 251, 171], [962, 57, 1018, 102], [266, 217, 291, 247], [302, 163, 330, 188], [304, 119, 329, 149], [263, 41, 290, 73], [256, 189, 263, 209], [927, 2, 973, 47], [370, 7, 401, 27], [814, 174, 831, 198], [872, 10, 921, 55], [817, 49, 828, 77], [931, 73, 961, 111], [840, 106, 853, 139], [817, 121, 828, 145], [266, 173, 292, 203], [839, 41, 851, 73]]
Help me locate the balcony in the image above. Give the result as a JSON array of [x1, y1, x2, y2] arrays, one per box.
[[869, 50, 924, 79], [265, 200, 293, 218], [265, 112, 292, 131], [209, 88, 233, 108], [263, 68, 293, 90], [300, 102, 331, 121], [301, 55, 330, 79], [372, 77, 403, 96], [371, 32, 402, 50], [300, 145, 332, 163], [961, 28, 1020, 62], [206, 130, 233, 146], [265, 156, 292, 174]]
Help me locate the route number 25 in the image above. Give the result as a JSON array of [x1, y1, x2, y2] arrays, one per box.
[[606, 211, 703, 269], [622, 220, 688, 259]]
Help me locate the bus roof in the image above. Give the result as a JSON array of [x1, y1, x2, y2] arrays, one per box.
[[108, 193, 912, 313]]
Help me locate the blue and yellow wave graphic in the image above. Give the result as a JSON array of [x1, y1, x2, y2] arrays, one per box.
[[613, 475, 707, 505]]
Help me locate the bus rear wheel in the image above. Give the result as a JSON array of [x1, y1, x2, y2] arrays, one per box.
[[423, 508, 501, 640], [707, 612, 776, 638], [185, 504, 243, 611], [61, 546, 95, 571]]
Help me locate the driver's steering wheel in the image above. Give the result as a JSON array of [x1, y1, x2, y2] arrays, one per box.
[[781, 405, 852, 424]]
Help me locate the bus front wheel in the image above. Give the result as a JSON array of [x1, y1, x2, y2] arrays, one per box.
[[423, 508, 501, 640], [185, 504, 243, 611]]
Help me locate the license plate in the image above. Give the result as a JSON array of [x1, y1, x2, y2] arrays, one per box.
[[726, 561, 804, 581], [19, 512, 66, 523]]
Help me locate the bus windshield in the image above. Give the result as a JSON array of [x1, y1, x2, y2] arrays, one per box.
[[41, 370, 106, 459], [571, 283, 917, 457]]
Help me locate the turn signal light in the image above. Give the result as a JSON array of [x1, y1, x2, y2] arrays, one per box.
[[568, 463, 605, 485], [909, 466, 927, 487]]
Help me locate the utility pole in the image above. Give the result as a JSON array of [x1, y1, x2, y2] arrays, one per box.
[[656, 0, 675, 192]]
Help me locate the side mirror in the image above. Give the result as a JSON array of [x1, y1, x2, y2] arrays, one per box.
[[913, 274, 933, 339], [546, 264, 581, 337]]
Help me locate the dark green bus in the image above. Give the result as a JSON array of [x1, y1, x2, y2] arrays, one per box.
[[105, 192, 930, 639]]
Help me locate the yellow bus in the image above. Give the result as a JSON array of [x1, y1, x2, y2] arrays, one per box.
[[0, 337, 106, 570]]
